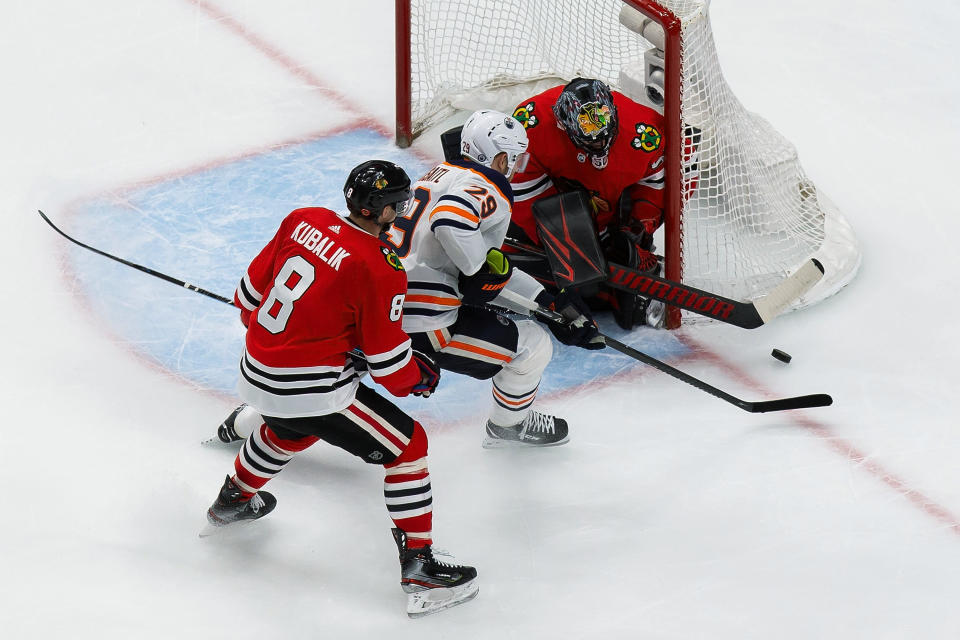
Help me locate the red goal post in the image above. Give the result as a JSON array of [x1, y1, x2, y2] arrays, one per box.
[[395, 0, 860, 329]]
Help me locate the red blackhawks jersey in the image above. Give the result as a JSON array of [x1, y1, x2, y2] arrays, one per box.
[[233, 207, 421, 418], [510, 85, 668, 244]]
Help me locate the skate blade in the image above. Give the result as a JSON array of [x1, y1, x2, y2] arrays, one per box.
[[481, 436, 570, 449], [199, 436, 241, 447], [198, 514, 260, 538], [406, 580, 479, 618]]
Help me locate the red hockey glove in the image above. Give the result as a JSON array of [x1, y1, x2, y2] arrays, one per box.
[[411, 350, 441, 397], [620, 183, 663, 235]]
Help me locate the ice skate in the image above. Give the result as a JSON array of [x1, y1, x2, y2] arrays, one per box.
[[391, 528, 478, 618], [201, 404, 247, 446], [200, 475, 276, 537], [482, 410, 569, 448]]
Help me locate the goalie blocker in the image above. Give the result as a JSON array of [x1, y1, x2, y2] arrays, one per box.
[[520, 192, 825, 330]]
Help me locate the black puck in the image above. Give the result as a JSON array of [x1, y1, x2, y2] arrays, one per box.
[[771, 349, 792, 363]]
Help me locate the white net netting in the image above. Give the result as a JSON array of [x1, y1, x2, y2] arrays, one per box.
[[406, 0, 860, 316]]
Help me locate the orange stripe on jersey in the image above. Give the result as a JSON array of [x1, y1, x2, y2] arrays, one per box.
[[442, 162, 510, 203], [432, 330, 449, 348], [429, 204, 480, 224], [447, 340, 513, 363], [406, 294, 461, 307]]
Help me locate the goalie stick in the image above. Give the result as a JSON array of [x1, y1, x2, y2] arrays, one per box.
[[495, 288, 832, 414], [502, 236, 824, 330]]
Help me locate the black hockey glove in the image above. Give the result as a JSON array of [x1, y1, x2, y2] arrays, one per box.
[[534, 289, 604, 350], [458, 248, 513, 304], [411, 350, 441, 397]]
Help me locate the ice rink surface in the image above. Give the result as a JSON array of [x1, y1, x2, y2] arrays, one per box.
[[2, 1, 959, 638]]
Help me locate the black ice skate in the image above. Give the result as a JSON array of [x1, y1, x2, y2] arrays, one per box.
[[201, 404, 247, 446], [200, 475, 276, 537], [391, 528, 478, 618], [482, 410, 570, 448]]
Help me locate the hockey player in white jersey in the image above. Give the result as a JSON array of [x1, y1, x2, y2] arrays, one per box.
[[208, 112, 602, 449], [387, 109, 604, 447]]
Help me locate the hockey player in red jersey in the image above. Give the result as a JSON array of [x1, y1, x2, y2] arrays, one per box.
[[509, 77, 680, 330], [202, 160, 477, 618]]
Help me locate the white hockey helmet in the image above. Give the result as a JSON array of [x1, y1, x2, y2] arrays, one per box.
[[460, 109, 530, 176]]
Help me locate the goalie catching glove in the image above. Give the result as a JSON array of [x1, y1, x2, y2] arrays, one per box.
[[534, 289, 604, 350], [458, 248, 513, 304], [411, 350, 441, 397]]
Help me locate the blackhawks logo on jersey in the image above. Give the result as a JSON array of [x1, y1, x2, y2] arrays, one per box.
[[513, 102, 538, 129], [381, 246, 404, 271], [632, 123, 662, 152]]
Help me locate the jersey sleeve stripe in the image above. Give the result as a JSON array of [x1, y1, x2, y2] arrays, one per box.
[[437, 194, 480, 216], [513, 176, 552, 201], [237, 275, 261, 311], [367, 349, 413, 378], [429, 204, 480, 224], [430, 218, 480, 233], [366, 338, 410, 376]]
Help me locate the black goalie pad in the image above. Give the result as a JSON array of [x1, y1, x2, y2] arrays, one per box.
[[532, 191, 608, 289], [440, 126, 464, 163]]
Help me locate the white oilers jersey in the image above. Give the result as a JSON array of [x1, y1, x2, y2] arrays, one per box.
[[383, 159, 544, 333]]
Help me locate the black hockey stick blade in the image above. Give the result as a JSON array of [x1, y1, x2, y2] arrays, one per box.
[[494, 288, 832, 414], [601, 335, 832, 413], [532, 191, 607, 288], [37, 209, 234, 306], [743, 393, 833, 413]]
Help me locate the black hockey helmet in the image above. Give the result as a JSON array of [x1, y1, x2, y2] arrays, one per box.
[[552, 77, 618, 166], [343, 160, 412, 218]]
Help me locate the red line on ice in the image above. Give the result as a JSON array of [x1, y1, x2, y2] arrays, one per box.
[[57, 0, 959, 538], [676, 333, 960, 536]]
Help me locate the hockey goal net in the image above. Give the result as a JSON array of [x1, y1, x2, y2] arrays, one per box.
[[396, 0, 860, 328]]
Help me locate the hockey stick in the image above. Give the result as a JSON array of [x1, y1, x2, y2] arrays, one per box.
[[496, 288, 832, 413], [502, 237, 824, 329], [37, 209, 235, 306]]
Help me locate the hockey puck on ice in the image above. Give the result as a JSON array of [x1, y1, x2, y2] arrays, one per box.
[[771, 349, 792, 363]]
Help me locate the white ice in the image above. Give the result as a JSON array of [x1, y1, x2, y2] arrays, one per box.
[[2, 1, 959, 638]]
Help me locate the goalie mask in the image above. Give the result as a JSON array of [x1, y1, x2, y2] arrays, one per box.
[[460, 110, 530, 177], [553, 77, 618, 169], [343, 160, 412, 219]]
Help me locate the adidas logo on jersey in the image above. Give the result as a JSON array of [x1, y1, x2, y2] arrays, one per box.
[[328, 225, 341, 233]]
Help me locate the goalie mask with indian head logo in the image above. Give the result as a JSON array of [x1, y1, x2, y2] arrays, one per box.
[[553, 77, 619, 168]]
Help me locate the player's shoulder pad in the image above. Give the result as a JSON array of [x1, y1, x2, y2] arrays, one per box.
[[447, 158, 514, 205]]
